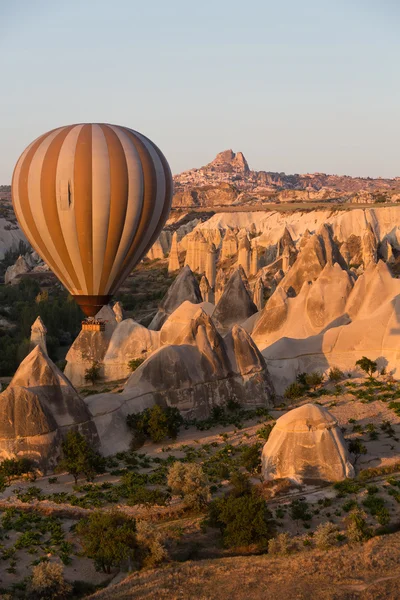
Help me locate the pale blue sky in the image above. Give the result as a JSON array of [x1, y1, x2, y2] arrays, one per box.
[[1, 0, 399, 181]]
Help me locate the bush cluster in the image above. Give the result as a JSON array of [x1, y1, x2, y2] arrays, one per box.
[[207, 475, 275, 548], [127, 405, 183, 445], [57, 431, 105, 484]]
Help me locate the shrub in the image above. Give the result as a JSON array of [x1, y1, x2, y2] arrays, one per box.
[[290, 499, 312, 522], [136, 520, 167, 567], [128, 357, 145, 372], [329, 367, 344, 382], [84, 361, 101, 385], [305, 371, 324, 390], [268, 532, 292, 555], [167, 462, 210, 510], [76, 510, 137, 573], [296, 372, 308, 386], [127, 405, 184, 445], [208, 491, 275, 548], [239, 443, 262, 473], [333, 479, 363, 495], [348, 439, 367, 460], [346, 508, 372, 543], [229, 472, 252, 497], [284, 382, 304, 400], [57, 430, 105, 484], [362, 495, 390, 525], [356, 357, 377, 379], [126, 486, 170, 507], [26, 562, 72, 600], [313, 522, 338, 549], [257, 422, 275, 441]]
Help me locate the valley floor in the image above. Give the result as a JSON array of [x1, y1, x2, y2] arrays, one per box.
[[2, 376, 400, 597], [88, 531, 400, 600]]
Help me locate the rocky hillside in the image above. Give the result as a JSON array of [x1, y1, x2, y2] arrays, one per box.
[[173, 150, 400, 207]]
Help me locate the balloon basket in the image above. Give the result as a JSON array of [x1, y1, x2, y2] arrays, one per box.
[[81, 318, 106, 332]]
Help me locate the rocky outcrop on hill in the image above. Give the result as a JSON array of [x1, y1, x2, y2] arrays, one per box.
[[0, 385, 61, 469], [213, 268, 258, 331], [127, 309, 275, 417], [252, 263, 353, 349], [253, 276, 264, 311], [5, 255, 30, 284], [102, 319, 160, 381], [85, 309, 275, 454], [362, 223, 378, 267], [0, 346, 99, 467], [146, 232, 171, 260], [184, 230, 209, 273], [262, 404, 354, 483], [200, 275, 213, 303], [379, 238, 395, 264], [173, 182, 240, 208], [207, 149, 250, 174], [64, 305, 117, 386], [237, 233, 251, 276], [168, 232, 180, 272], [159, 301, 215, 347], [205, 243, 217, 288], [149, 265, 202, 330], [113, 301, 124, 323], [30, 316, 47, 354], [278, 225, 346, 296], [262, 261, 400, 394], [173, 150, 400, 207], [221, 228, 238, 260]]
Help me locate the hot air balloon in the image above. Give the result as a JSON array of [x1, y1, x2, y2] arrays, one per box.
[[12, 124, 173, 317]]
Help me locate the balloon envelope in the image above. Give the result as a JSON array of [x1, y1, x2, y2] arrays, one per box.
[[12, 124, 173, 316]]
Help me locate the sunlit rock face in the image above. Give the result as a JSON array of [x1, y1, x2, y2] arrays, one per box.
[[123, 310, 275, 419], [262, 404, 354, 484], [168, 231, 180, 273], [0, 345, 99, 468], [86, 309, 275, 454], [148, 265, 202, 331], [251, 262, 354, 348], [102, 319, 160, 381], [64, 305, 117, 386], [212, 268, 258, 332], [30, 316, 47, 354], [5, 254, 30, 284]]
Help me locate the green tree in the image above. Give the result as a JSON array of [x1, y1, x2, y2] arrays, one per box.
[[127, 405, 183, 444], [356, 356, 377, 379], [208, 491, 275, 548], [57, 431, 104, 484], [239, 443, 262, 473], [348, 439, 367, 462], [76, 510, 137, 573], [305, 371, 324, 390], [84, 361, 101, 385], [127, 357, 145, 372], [346, 508, 372, 543], [284, 382, 304, 400], [328, 367, 344, 382], [167, 462, 210, 510], [0, 457, 34, 485]]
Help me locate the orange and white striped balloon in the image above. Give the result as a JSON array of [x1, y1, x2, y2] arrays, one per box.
[[12, 124, 172, 316]]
